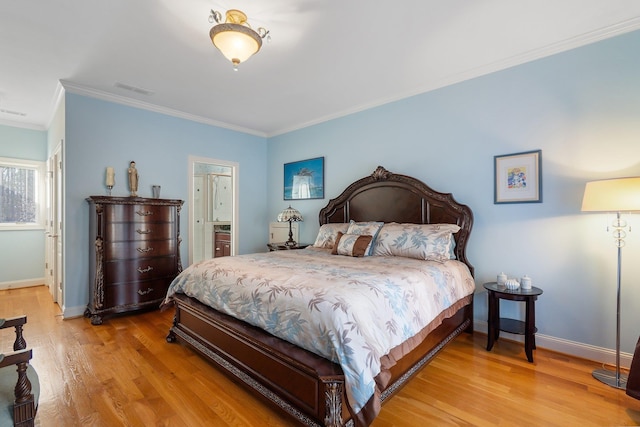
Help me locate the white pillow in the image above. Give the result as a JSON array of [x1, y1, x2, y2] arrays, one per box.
[[312, 223, 349, 249], [372, 223, 460, 261]]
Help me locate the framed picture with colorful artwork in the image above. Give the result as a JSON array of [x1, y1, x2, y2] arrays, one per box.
[[284, 157, 324, 200], [494, 150, 542, 204]]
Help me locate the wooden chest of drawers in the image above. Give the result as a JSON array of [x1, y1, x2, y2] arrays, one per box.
[[85, 196, 183, 325]]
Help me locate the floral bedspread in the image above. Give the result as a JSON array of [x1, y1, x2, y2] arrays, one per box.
[[164, 247, 475, 421]]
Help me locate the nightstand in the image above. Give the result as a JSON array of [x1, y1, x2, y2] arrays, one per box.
[[267, 243, 310, 251], [483, 281, 543, 363]]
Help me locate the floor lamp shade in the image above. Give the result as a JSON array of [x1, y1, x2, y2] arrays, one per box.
[[581, 177, 640, 212], [581, 176, 640, 389]]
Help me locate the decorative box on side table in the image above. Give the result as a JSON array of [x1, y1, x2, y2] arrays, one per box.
[[483, 281, 543, 362]]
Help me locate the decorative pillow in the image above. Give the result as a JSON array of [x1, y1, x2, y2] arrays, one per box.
[[313, 223, 350, 248], [449, 238, 457, 260], [331, 232, 373, 257], [345, 220, 384, 255], [372, 223, 460, 261]]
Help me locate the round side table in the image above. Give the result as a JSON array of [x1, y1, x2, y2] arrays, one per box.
[[483, 281, 543, 363]]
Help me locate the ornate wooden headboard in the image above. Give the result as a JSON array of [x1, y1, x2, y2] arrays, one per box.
[[319, 166, 474, 275]]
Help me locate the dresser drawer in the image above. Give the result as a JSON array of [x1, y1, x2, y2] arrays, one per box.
[[104, 204, 176, 224], [104, 239, 176, 260], [104, 256, 178, 285], [104, 278, 170, 308], [104, 222, 176, 242]]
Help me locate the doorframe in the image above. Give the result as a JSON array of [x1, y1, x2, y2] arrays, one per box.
[[187, 155, 239, 266]]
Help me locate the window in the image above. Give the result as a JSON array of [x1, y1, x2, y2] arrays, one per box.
[[0, 157, 45, 230]]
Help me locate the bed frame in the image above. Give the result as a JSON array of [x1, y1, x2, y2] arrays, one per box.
[[166, 166, 474, 426]]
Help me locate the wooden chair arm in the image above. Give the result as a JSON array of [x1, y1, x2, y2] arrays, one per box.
[[0, 316, 27, 351], [0, 316, 27, 329], [0, 349, 32, 369]]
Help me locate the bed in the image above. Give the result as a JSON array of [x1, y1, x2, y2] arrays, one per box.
[[164, 166, 475, 426]]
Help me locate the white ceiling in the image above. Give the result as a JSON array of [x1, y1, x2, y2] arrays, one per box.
[[2, 1, 640, 136]]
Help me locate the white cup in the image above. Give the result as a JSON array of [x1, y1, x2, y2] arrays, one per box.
[[521, 275, 532, 290]]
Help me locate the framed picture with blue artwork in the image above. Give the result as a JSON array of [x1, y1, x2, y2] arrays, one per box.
[[284, 157, 324, 200], [494, 150, 542, 204]]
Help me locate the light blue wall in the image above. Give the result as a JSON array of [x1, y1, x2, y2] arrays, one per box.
[[0, 125, 47, 161], [63, 94, 268, 313], [267, 30, 640, 354], [0, 124, 47, 283]]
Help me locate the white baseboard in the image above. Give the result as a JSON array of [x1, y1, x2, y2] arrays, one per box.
[[0, 278, 46, 291], [474, 320, 632, 368]]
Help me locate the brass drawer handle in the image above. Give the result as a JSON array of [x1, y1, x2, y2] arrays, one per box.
[[137, 247, 154, 253], [138, 287, 154, 295], [137, 266, 153, 274], [136, 229, 152, 234], [136, 210, 154, 216]]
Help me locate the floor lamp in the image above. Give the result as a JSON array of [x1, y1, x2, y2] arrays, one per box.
[[581, 177, 640, 389]]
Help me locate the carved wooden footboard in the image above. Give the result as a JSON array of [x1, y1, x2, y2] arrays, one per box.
[[167, 292, 472, 426]]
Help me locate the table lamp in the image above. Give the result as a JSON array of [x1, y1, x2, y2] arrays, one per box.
[[277, 206, 303, 247]]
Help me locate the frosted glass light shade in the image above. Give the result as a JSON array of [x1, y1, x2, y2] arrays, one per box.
[[210, 24, 261, 66]]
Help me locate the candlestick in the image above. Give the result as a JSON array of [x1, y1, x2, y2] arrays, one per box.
[[106, 167, 115, 195]]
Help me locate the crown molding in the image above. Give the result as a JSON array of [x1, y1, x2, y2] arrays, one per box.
[[268, 17, 640, 137], [59, 80, 267, 138], [0, 117, 46, 131], [44, 81, 66, 130]]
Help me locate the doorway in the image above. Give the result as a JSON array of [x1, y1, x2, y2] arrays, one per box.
[[45, 144, 63, 305], [188, 156, 238, 265]]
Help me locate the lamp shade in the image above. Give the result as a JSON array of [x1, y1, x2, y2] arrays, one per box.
[[209, 9, 264, 68], [581, 177, 640, 212], [210, 23, 261, 66], [277, 206, 303, 222]]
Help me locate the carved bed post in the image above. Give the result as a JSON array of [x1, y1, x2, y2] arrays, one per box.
[[324, 380, 345, 427], [166, 314, 178, 343]]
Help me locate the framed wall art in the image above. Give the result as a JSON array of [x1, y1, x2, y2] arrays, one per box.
[[284, 157, 324, 200], [494, 150, 542, 204]]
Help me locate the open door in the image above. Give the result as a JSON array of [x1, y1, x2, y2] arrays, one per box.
[[188, 156, 238, 265], [45, 144, 63, 306]]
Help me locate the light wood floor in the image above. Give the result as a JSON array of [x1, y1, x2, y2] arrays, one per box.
[[2, 285, 640, 426]]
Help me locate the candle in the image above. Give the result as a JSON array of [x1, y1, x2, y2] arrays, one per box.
[[106, 167, 115, 187]]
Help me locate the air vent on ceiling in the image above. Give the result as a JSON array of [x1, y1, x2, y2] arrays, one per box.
[[114, 82, 155, 96], [0, 108, 27, 116]]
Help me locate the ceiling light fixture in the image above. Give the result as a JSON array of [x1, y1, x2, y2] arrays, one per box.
[[209, 9, 270, 71]]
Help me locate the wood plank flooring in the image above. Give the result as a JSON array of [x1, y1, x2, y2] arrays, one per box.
[[2, 285, 639, 426]]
